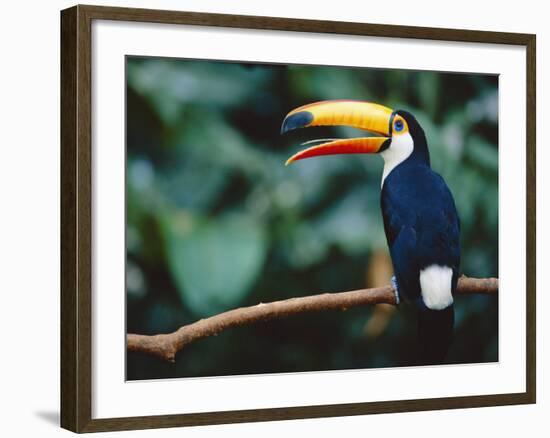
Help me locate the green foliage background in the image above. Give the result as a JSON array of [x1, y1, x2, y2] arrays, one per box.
[[126, 57, 498, 380]]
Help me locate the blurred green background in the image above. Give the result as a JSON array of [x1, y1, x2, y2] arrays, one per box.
[[126, 56, 498, 380]]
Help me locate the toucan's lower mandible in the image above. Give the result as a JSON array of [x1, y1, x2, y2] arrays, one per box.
[[281, 100, 461, 365]]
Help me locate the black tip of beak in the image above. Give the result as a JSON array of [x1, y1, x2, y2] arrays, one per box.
[[280, 111, 314, 135]]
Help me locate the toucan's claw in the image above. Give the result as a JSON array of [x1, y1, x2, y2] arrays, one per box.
[[391, 276, 400, 305]]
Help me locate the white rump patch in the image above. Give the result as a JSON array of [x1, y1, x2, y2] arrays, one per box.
[[380, 132, 414, 186], [419, 265, 454, 310]]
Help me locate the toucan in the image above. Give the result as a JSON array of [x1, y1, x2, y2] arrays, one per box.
[[281, 100, 460, 365]]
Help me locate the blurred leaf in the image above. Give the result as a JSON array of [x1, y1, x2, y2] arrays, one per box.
[[159, 164, 229, 211], [315, 187, 386, 253], [177, 110, 269, 176], [127, 58, 272, 126], [417, 72, 440, 118], [163, 213, 268, 316], [465, 135, 499, 172]]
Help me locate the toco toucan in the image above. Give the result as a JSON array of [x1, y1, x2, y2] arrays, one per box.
[[281, 100, 460, 365]]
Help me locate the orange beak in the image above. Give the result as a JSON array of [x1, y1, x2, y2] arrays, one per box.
[[281, 100, 394, 165]]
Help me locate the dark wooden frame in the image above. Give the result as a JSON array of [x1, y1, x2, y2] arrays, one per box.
[[61, 4, 536, 433]]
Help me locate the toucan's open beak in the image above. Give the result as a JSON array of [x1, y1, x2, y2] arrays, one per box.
[[281, 100, 394, 165]]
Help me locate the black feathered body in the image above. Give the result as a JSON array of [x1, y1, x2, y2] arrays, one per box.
[[381, 163, 461, 308]]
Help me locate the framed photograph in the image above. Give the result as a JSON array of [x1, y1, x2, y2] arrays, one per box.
[[60, 4, 536, 433]]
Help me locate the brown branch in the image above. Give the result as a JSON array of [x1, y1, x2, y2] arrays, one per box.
[[127, 275, 498, 362]]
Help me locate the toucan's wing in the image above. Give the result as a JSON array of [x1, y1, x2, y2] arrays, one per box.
[[381, 182, 421, 301], [389, 225, 422, 302], [415, 171, 461, 290]]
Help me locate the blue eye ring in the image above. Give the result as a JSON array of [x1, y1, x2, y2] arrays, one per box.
[[394, 119, 404, 132]]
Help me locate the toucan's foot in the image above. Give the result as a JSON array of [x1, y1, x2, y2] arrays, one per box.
[[391, 276, 400, 305]]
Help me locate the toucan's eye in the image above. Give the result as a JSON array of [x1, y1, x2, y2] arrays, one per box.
[[394, 119, 404, 132]]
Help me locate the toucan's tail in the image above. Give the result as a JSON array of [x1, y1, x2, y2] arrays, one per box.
[[417, 305, 454, 365]]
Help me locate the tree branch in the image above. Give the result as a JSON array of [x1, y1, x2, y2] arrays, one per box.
[[127, 275, 498, 362]]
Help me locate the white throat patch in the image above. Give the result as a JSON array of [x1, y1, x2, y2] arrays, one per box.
[[419, 265, 454, 310], [380, 132, 414, 186]]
